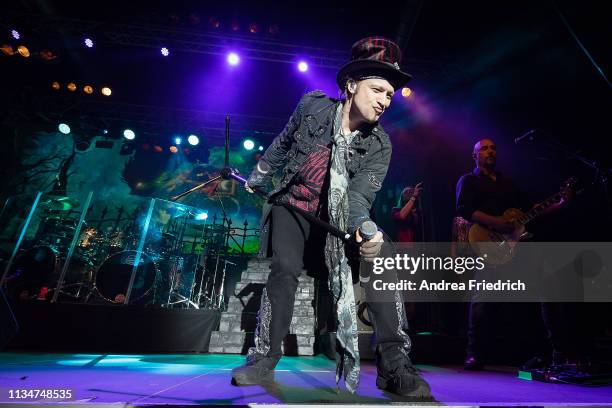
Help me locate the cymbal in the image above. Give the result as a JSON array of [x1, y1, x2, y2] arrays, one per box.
[[40, 195, 80, 211]]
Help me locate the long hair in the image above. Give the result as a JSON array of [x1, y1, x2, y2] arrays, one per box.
[[398, 186, 415, 207]]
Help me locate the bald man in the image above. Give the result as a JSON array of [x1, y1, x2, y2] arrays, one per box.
[[455, 139, 530, 370]]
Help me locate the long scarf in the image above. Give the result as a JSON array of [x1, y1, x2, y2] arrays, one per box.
[[325, 104, 360, 393]]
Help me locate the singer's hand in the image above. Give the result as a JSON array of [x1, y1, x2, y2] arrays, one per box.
[[413, 182, 423, 198], [245, 182, 255, 194], [356, 230, 384, 262]]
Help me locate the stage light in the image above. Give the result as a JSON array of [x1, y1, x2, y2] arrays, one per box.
[[195, 212, 208, 221], [231, 21, 240, 31], [51, 81, 60, 90], [84, 38, 94, 48], [123, 129, 136, 140], [298, 61, 308, 72], [169, 145, 178, 153], [258, 145, 264, 151], [187, 134, 199, 145], [153, 145, 163, 152], [243, 139, 255, 150], [249, 23, 258, 34], [401, 87, 412, 97], [227, 52, 240, 66], [102, 129, 109, 135], [161, 47, 169, 57], [0, 44, 14, 56], [67, 82, 77, 92], [17, 45, 30, 57], [101, 87, 112, 96], [83, 85, 93, 94], [174, 137, 182, 145], [58, 123, 71, 134], [11, 30, 20, 40]]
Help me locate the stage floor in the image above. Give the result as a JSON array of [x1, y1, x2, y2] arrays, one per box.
[[0, 352, 610, 406]]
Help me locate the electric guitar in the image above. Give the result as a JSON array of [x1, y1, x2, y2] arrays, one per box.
[[458, 177, 577, 265]]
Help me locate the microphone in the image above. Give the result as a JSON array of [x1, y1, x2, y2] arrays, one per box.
[[358, 220, 378, 242], [515, 129, 537, 144], [358, 220, 379, 283]]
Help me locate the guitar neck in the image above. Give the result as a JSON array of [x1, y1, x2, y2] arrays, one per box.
[[517, 192, 562, 225]]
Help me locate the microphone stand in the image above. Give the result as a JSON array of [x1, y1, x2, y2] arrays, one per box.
[[171, 168, 352, 243], [169, 115, 353, 243]]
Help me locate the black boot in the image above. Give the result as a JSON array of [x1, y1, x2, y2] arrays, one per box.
[[376, 347, 432, 398], [231, 357, 276, 386]]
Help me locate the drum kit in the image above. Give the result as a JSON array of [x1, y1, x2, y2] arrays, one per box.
[[3, 194, 235, 309]]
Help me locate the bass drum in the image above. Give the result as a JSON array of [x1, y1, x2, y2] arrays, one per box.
[[95, 250, 157, 304]]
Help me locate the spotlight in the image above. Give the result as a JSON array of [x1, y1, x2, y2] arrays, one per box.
[[401, 87, 412, 97], [17, 45, 30, 57], [227, 52, 240, 66], [231, 21, 240, 31], [123, 129, 136, 140], [102, 129, 109, 135], [51, 81, 60, 90], [84, 38, 94, 48], [161, 47, 169, 57], [153, 145, 163, 152], [195, 212, 208, 221], [248, 23, 258, 34], [58, 123, 71, 134], [243, 139, 255, 151], [258, 145, 264, 151], [101, 87, 112, 96], [174, 137, 182, 145], [187, 134, 199, 145], [298, 61, 308, 72], [169, 145, 178, 153], [67, 82, 77, 92], [83, 85, 93, 94], [11, 30, 20, 40]]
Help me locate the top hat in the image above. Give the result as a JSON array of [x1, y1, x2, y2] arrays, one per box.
[[336, 37, 412, 90]]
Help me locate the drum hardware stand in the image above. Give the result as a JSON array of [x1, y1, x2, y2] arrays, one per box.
[[162, 207, 200, 309], [194, 221, 210, 308], [51, 192, 92, 303], [164, 257, 199, 309], [214, 259, 235, 310], [170, 116, 353, 244], [200, 275, 212, 308], [210, 251, 221, 306]]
